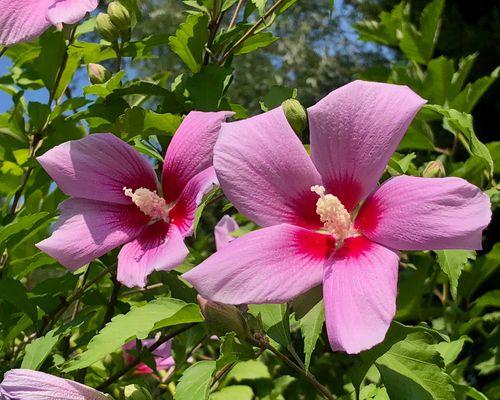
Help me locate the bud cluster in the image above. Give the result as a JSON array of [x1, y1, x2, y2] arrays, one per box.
[[96, 1, 132, 43]]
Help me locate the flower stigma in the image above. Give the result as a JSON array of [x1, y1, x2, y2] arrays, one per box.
[[311, 185, 351, 244], [124, 187, 170, 223]]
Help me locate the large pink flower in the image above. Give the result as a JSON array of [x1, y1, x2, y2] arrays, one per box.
[[0, 0, 99, 47], [183, 81, 492, 354], [0, 369, 108, 400], [36, 111, 232, 288]]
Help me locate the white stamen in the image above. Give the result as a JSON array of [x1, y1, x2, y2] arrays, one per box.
[[124, 187, 170, 222], [311, 185, 351, 243]]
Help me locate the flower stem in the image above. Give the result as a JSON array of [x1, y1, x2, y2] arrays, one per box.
[[264, 342, 335, 400], [220, 0, 287, 64], [96, 323, 198, 390], [228, 0, 245, 29]]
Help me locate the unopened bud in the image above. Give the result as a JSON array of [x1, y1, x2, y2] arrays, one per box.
[[282, 98, 307, 136], [124, 385, 153, 400], [108, 2, 131, 31], [87, 63, 112, 84], [422, 160, 445, 178], [96, 13, 120, 42], [197, 295, 249, 338]]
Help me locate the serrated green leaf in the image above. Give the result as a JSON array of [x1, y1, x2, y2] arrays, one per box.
[[168, 13, 209, 73], [64, 298, 203, 371], [0, 212, 50, 245], [299, 299, 324, 371], [376, 332, 455, 400], [259, 85, 296, 111], [175, 361, 216, 400], [248, 303, 290, 347], [227, 359, 271, 381], [0, 278, 37, 323], [234, 32, 278, 55], [210, 385, 253, 400], [433, 336, 471, 366], [216, 332, 255, 370], [436, 250, 476, 301]]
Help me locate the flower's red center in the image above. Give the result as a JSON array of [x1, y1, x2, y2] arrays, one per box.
[[311, 185, 351, 244], [123, 187, 170, 223]]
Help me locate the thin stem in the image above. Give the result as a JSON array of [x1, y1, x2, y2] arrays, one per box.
[[99, 276, 121, 330], [220, 0, 286, 63], [0, 46, 6, 59], [96, 323, 198, 390], [49, 26, 77, 105], [264, 342, 335, 400], [228, 0, 245, 29], [40, 268, 110, 335], [204, 4, 226, 65]]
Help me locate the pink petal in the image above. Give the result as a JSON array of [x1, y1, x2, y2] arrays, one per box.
[[214, 215, 239, 250], [0, 0, 52, 46], [168, 167, 218, 237], [124, 337, 175, 374], [323, 236, 399, 354], [183, 224, 335, 304], [162, 111, 233, 203], [117, 223, 189, 288], [355, 175, 492, 251], [0, 369, 108, 400], [37, 133, 158, 205], [36, 198, 146, 271], [308, 80, 426, 211], [47, 0, 99, 25], [214, 107, 323, 229]]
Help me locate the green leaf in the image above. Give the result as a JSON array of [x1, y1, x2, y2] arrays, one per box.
[[84, 71, 125, 97], [0, 212, 50, 245], [248, 303, 291, 347], [216, 332, 255, 370], [450, 67, 499, 113], [399, 0, 444, 64], [186, 66, 233, 111], [21, 329, 60, 370], [299, 299, 324, 371], [376, 332, 455, 400], [259, 85, 296, 111], [387, 152, 416, 175], [168, 13, 209, 73], [0, 278, 38, 323], [227, 359, 271, 381], [193, 186, 220, 237], [470, 290, 500, 316], [433, 336, 471, 366], [436, 250, 476, 301], [426, 105, 494, 176], [251, 0, 267, 15], [450, 53, 478, 97], [64, 298, 203, 371], [234, 32, 278, 55], [210, 386, 253, 400], [422, 57, 455, 105], [175, 361, 216, 400]]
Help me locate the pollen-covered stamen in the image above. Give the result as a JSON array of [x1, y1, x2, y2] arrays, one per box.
[[123, 187, 170, 223], [311, 185, 351, 242]]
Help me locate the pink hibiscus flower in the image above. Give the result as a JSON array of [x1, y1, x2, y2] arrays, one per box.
[[36, 111, 232, 288], [124, 336, 175, 375], [183, 81, 492, 354], [0, 369, 108, 400], [0, 0, 99, 47]]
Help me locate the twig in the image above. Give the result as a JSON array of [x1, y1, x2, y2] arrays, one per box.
[[220, 0, 286, 63], [96, 323, 198, 390], [263, 342, 335, 400], [204, 4, 226, 65], [228, 0, 245, 29], [40, 268, 111, 336]]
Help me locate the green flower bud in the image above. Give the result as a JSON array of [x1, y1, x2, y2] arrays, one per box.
[[197, 295, 249, 339], [87, 63, 112, 84], [96, 13, 120, 42], [124, 385, 153, 400], [282, 98, 307, 136], [422, 160, 446, 178], [108, 2, 131, 31]]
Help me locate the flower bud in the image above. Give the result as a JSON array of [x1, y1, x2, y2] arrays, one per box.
[[422, 160, 445, 178], [108, 1, 131, 31], [282, 98, 307, 136], [87, 63, 112, 84], [124, 385, 153, 400], [197, 295, 249, 339], [96, 13, 120, 42]]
